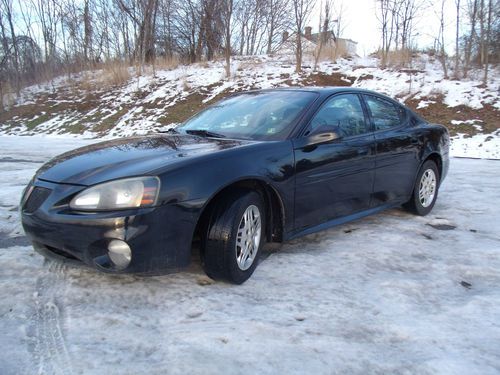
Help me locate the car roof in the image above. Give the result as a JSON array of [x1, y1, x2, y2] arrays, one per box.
[[250, 86, 403, 105], [251, 86, 391, 97]]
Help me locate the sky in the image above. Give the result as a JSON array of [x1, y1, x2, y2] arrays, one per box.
[[311, 0, 462, 56]]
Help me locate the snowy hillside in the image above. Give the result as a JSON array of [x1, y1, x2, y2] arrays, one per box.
[[1, 54, 499, 159]]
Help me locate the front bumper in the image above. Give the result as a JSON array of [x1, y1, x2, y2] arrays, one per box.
[[21, 179, 200, 274]]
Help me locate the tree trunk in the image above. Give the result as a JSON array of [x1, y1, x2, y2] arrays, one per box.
[[479, 0, 485, 66], [439, 0, 448, 78], [295, 32, 302, 73], [266, 7, 274, 55], [4, 0, 20, 94], [225, 0, 233, 78], [454, 0, 460, 78], [83, 0, 92, 64], [464, 0, 477, 78], [483, 0, 492, 84]]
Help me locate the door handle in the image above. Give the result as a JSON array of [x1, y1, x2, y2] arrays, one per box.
[[411, 138, 419, 145]]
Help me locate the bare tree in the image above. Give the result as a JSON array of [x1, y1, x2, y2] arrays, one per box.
[[314, 0, 333, 70], [174, 0, 203, 62], [399, 0, 421, 50], [376, 0, 423, 67], [482, 0, 492, 83], [437, 0, 448, 78], [223, 0, 233, 78], [0, 0, 20, 93], [332, 0, 346, 39], [83, 0, 93, 63], [479, 0, 485, 66], [117, 0, 159, 67], [454, 0, 461, 77], [291, 0, 314, 73], [463, 0, 478, 77], [235, 1, 250, 55], [264, 0, 291, 54], [4, 0, 498, 101], [377, 0, 394, 67]]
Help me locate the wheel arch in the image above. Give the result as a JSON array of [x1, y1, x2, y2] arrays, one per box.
[[422, 152, 443, 182], [193, 177, 286, 248], [406, 150, 443, 202]]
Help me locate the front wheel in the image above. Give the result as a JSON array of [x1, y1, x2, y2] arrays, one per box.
[[201, 190, 265, 284], [404, 160, 440, 216]]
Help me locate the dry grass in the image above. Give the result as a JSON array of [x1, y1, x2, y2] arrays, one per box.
[[332, 42, 350, 60], [77, 72, 97, 92], [74, 62, 132, 93], [313, 42, 351, 64], [379, 49, 413, 68], [155, 56, 181, 70], [198, 60, 210, 69], [0, 81, 16, 109], [101, 62, 131, 87], [236, 58, 263, 72]]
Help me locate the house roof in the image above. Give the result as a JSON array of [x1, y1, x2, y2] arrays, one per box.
[[283, 30, 358, 46], [308, 30, 336, 44]]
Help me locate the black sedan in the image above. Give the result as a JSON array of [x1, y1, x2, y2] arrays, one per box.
[[21, 88, 449, 283]]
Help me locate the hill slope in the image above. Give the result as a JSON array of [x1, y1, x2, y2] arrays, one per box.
[[1, 54, 498, 158]]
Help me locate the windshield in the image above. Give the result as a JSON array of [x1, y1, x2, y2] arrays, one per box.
[[178, 91, 317, 140]]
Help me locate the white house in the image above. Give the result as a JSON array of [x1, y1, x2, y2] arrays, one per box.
[[275, 26, 357, 58]]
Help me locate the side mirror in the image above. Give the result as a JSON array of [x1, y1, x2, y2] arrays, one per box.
[[303, 131, 342, 147]]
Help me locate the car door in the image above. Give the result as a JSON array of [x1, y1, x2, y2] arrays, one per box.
[[292, 93, 376, 231], [362, 94, 420, 206]]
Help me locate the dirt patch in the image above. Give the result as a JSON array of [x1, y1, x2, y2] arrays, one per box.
[[356, 74, 375, 82], [305, 72, 355, 86], [406, 96, 500, 137]]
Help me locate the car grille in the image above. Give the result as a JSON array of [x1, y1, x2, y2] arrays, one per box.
[[23, 186, 51, 213]]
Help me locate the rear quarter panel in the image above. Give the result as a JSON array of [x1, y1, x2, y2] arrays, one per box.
[[415, 122, 450, 183]]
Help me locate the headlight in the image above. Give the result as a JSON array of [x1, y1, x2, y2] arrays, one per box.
[[70, 177, 160, 211]]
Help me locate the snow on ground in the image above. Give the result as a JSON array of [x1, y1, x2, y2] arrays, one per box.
[[451, 131, 500, 159], [1, 136, 500, 375]]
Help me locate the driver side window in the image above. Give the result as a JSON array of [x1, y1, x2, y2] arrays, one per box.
[[308, 94, 369, 137]]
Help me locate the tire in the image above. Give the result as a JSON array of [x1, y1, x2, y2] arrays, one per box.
[[404, 160, 440, 216], [201, 190, 265, 284]]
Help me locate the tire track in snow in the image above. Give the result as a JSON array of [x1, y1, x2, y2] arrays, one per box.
[[29, 260, 73, 375]]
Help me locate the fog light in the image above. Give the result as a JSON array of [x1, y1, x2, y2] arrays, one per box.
[[108, 240, 131, 269]]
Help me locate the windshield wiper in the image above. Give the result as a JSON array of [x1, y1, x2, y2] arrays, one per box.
[[157, 127, 179, 134], [184, 129, 226, 138]]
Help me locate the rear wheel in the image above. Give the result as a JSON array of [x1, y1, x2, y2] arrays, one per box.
[[404, 160, 440, 216], [201, 190, 265, 284]]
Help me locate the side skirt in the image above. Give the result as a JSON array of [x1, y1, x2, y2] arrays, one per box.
[[286, 201, 403, 241]]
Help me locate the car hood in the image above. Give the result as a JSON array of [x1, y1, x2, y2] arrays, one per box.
[[36, 134, 252, 186]]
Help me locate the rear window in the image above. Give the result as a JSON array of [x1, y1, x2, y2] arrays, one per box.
[[364, 95, 406, 131]]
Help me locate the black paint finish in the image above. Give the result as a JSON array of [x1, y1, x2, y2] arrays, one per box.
[[21, 87, 450, 274]]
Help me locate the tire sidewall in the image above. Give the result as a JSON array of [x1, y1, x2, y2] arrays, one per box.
[[412, 160, 440, 215], [226, 192, 266, 284]]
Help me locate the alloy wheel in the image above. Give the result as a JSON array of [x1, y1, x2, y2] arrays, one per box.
[[235, 205, 261, 271], [419, 169, 437, 208]]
